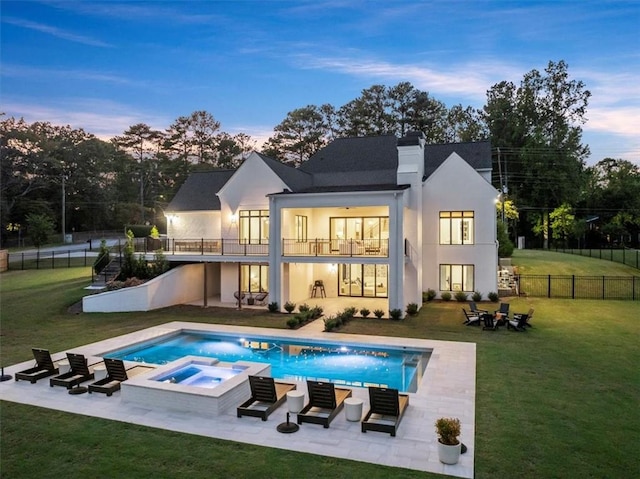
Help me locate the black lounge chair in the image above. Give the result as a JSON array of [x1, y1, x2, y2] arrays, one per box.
[[462, 308, 481, 326], [482, 313, 500, 331], [14, 348, 59, 383], [88, 358, 128, 396], [507, 313, 529, 332], [469, 301, 488, 315], [297, 380, 352, 428], [514, 308, 534, 327], [361, 386, 409, 437], [50, 353, 95, 389], [253, 291, 268, 305], [237, 375, 296, 421], [494, 303, 510, 319]]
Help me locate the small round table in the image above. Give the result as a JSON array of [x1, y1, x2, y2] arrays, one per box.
[[94, 365, 107, 381], [344, 397, 364, 422], [58, 360, 70, 374], [286, 390, 305, 413]]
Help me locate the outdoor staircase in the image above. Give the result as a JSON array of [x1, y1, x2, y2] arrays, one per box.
[[90, 260, 121, 289]]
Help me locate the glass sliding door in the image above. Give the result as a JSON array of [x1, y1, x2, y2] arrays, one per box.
[[338, 264, 387, 298]]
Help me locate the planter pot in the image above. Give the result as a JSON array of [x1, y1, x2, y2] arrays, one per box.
[[437, 440, 461, 465], [247, 297, 255, 305]]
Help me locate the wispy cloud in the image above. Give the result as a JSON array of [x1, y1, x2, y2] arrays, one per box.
[[1, 64, 136, 85], [2, 16, 112, 47]]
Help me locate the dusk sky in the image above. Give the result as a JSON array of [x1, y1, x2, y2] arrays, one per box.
[[1, 0, 638, 165]]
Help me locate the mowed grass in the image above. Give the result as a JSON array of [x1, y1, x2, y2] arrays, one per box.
[[512, 249, 639, 276], [1, 255, 639, 479]]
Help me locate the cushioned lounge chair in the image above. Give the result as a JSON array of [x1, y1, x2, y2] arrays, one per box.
[[50, 353, 95, 389], [237, 375, 297, 421], [462, 308, 480, 326], [14, 348, 59, 383], [88, 358, 128, 396], [361, 386, 409, 437], [297, 380, 352, 428], [507, 313, 529, 332], [514, 308, 534, 327]]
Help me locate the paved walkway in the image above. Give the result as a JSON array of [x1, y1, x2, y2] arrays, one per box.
[[0, 322, 475, 478]]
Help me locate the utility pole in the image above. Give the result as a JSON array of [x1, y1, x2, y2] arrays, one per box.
[[62, 175, 66, 242]]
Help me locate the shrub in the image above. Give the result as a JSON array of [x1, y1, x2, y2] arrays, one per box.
[[323, 316, 337, 332], [406, 303, 419, 316], [454, 291, 468, 302], [286, 317, 299, 329], [344, 306, 357, 318], [472, 291, 482, 302], [267, 301, 279, 312], [423, 289, 437, 302], [311, 305, 323, 318], [435, 417, 461, 446], [298, 303, 310, 312], [373, 309, 385, 319], [497, 220, 515, 258], [389, 308, 403, 320], [284, 301, 296, 313], [93, 239, 110, 274], [359, 308, 370, 318], [488, 291, 499, 302], [441, 292, 452, 301]]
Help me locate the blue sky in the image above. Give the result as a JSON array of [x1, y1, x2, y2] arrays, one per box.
[[2, 0, 638, 165]]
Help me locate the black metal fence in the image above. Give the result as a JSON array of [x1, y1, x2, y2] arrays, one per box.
[[517, 274, 639, 300], [6, 250, 94, 270], [551, 247, 640, 269]]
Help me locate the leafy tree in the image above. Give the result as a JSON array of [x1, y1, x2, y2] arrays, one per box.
[[549, 203, 575, 247], [26, 213, 55, 248]]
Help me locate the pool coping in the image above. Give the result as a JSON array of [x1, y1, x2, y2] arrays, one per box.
[[0, 321, 476, 478]]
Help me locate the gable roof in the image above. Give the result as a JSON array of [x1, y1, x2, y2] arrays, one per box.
[[256, 152, 313, 191], [423, 141, 491, 179], [167, 170, 235, 212]]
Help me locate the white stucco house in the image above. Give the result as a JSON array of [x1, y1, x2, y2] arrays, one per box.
[[84, 132, 498, 314]]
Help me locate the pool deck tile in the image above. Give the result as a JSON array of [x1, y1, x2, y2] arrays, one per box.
[[0, 321, 475, 478]]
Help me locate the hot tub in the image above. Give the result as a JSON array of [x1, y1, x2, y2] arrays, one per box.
[[121, 356, 270, 416]]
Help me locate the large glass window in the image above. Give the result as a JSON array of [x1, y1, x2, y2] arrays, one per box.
[[330, 216, 389, 251], [338, 264, 387, 298], [439, 264, 474, 292], [241, 264, 268, 293], [239, 210, 269, 244], [439, 211, 474, 245]]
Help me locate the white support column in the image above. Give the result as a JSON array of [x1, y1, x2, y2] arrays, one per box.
[[268, 195, 281, 310], [388, 192, 405, 313]]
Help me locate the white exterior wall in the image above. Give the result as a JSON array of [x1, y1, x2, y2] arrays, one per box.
[[422, 153, 498, 297], [167, 211, 219, 239], [83, 264, 209, 312]]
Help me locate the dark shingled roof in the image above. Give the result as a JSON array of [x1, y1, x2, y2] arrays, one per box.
[[423, 141, 491, 179], [257, 152, 313, 191], [167, 170, 235, 211]]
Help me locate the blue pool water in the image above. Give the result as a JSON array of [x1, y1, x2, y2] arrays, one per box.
[[107, 332, 430, 392]]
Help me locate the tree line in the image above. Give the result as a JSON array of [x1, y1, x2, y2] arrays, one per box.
[[1, 60, 638, 248]]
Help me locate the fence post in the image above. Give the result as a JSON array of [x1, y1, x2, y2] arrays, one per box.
[[36, 250, 40, 269], [548, 274, 551, 298], [21, 252, 24, 270], [68, 250, 71, 268], [572, 275, 575, 299], [602, 275, 605, 300], [51, 250, 55, 269], [623, 248, 626, 266]]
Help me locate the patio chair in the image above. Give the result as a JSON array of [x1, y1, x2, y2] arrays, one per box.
[[462, 308, 481, 326], [297, 380, 352, 428], [50, 353, 95, 389], [482, 313, 500, 331], [494, 303, 510, 322], [469, 301, 488, 315], [253, 291, 268, 306], [233, 291, 245, 306], [361, 386, 409, 437], [507, 313, 529, 332], [14, 348, 59, 383], [88, 358, 128, 396], [237, 375, 297, 421], [513, 308, 534, 327]]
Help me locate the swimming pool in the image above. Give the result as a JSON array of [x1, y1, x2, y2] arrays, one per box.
[[107, 332, 430, 392]]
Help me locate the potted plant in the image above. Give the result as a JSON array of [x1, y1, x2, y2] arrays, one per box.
[[435, 417, 461, 465]]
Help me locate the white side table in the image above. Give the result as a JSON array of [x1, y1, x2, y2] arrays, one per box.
[[94, 365, 107, 381], [344, 397, 363, 421], [58, 360, 70, 374], [286, 390, 305, 413]]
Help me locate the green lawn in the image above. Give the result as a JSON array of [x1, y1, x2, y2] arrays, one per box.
[[1, 257, 639, 478]]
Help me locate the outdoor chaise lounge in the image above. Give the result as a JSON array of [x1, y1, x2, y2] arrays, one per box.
[[237, 375, 297, 421], [361, 386, 409, 437], [462, 308, 481, 326], [297, 380, 352, 428], [14, 348, 59, 383], [88, 358, 128, 396], [49, 353, 95, 389]]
